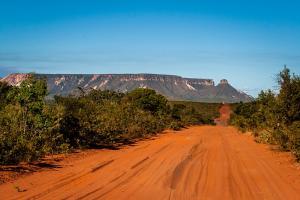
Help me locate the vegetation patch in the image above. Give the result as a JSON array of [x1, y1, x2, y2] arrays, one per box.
[[0, 76, 218, 165], [230, 67, 300, 161]]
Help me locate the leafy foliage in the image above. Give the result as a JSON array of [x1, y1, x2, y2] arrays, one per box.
[[0, 82, 11, 110], [169, 102, 217, 129], [0, 79, 217, 164], [0, 76, 62, 164], [169, 101, 220, 121], [230, 67, 300, 160]]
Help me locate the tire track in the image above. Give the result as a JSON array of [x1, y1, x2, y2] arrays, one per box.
[[90, 143, 174, 199], [14, 159, 114, 200], [2, 120, 300, 200], [170, 143, 200, 190]]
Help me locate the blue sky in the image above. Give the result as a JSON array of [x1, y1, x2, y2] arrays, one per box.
[[1, 0, 300, 96]]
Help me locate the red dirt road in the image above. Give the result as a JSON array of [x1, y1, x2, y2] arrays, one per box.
[[1, 106, 300, 199], [214, 103, 231, 126]]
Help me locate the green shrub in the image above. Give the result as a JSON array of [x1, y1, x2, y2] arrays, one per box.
[[231, 67, 300, 161], [0, 78, 219, 164], [287, 121, 300, 160]]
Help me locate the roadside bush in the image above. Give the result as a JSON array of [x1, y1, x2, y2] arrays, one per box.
[[124, 88, 169, 115], [169, 103, 215, 130], [0, 79, 218, 164], [0, 82, 11, 110], [287, 121, 300, 160], [0, 77, 60, 164], [230, 67, 300, 161]]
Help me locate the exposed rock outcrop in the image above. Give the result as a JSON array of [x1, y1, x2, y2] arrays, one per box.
[[1, 73, 253, 103]]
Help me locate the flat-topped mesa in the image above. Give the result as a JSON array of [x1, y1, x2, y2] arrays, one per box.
[[116, 74, 183, 82], [48, 74, 185, 83], [185, 78, 215, 86], [219, 79, 229, 85], [1, 73, 253, 103]]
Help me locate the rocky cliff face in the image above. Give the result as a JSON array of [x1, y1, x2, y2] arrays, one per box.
[[1, 73, 253, 103], [1, 73, 30, 86]]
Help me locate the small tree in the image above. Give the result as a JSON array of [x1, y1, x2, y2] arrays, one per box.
[[124, 88, 169, 115], [277, 66, 300, 124], [0, 81, 11, 110], [0, 75, 55, 164]]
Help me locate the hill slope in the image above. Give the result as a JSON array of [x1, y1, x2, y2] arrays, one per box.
[[1, 73, 253, 103]]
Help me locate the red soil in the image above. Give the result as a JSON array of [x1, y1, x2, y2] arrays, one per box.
[[214, 103, 231, 126], [0, 105, 300, 199]]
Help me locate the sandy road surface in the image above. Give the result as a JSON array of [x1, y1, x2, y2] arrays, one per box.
[[1, 106, 300, 199]]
